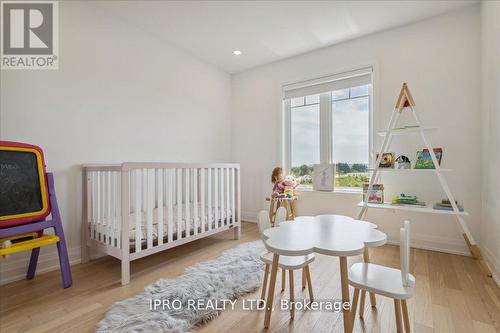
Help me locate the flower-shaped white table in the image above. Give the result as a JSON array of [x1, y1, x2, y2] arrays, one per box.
[[262, 215, 387, 333]]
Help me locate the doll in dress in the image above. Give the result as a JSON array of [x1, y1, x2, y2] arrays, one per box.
[[271, 167, 285, 197], [271, 167, 297, 198]]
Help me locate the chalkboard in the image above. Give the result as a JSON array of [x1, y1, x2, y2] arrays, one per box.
[[0, 142, 49, 227], [0, 150, 42, 215]]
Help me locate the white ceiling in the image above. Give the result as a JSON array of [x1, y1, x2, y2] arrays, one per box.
[[94, 1, 478, 73]]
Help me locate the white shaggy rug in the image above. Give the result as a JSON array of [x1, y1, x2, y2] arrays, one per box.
[[97, 240, 265, 333]]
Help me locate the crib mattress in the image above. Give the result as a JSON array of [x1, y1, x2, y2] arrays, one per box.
[[91, 204, 232, 242]]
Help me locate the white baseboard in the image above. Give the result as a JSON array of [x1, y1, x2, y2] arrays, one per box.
[[242, 210, 258, 223], [387, 232, 471, 256], [0, 246, 82, 285], [482, 246, 500, 286]]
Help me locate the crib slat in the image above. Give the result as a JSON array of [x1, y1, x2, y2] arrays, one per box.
[[91, 172, 96, 240], [176, 168, 182, 240], [214, 168, 219, 229], [99, 171, 105, 242], [106, 171, 111, 245], [226, 168, 230, 226], [106, 171, 110, 243], [95, 172, 99, 241], [89, 172, 93, 240], [208, 169, 212, 231], [219, 168, 224, 227], [231, 168, 235, 226], [115, 172, 121, 248], [107, 171, 112, 245], [193, 169, 198, 235], [157, 169, 164, 246], [142, 169, 147, 214], [110, 172, 115, 246], [96, 171, 101, 241], [146, 169, 154, 249], [185, 168, 190, 237], [200, 169, 205, 233], [134, 169, 142, 253], [167, 169, 174, 243]]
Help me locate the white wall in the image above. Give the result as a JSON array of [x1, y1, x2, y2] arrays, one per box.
[[0, 1, 232, 283], [232, 6, 482, 255], [481, 1, 500, 282]]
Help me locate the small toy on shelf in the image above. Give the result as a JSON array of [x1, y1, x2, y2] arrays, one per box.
[[395, 155, 411, 169], [391, 193, 426, 206]]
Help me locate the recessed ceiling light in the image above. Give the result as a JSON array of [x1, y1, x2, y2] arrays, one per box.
[[233, 50, 242, 55]]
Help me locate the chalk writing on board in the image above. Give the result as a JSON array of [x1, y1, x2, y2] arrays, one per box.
[[0, 151, 43, 216]]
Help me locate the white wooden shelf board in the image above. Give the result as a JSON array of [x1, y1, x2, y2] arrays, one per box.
[[377, 127, 437, 137], [367, 168, 452, 172], [356, 202, 469, 216]]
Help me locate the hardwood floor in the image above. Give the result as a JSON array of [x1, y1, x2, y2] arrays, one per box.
[[0, 222, 498, 332]]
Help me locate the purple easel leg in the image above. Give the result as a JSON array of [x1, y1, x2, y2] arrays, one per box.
[[26, 247, 40, 279], [46, 173, 73, 288]]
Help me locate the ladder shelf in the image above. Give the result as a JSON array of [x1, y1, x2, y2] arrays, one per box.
[[358, 83, 491, 277]]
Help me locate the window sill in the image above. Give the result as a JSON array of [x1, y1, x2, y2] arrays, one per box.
[[296, 187, 362, 195]]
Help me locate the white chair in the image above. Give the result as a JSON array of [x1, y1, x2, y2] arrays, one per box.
[[258, 209, 315, 319], [349, 220, 415, 333]]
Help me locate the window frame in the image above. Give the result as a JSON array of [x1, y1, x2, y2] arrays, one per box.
[[283, 72, 373, 193]]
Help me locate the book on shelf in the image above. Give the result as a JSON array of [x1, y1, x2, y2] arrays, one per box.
[[390, 203, 428, 208], [433, 199, 464, 211], [414, 148, 443, 169], [392, 125, 420, 130], [441, 199, 458, 206], [433, 204, 464, 212], [363, 183, 384, 203]]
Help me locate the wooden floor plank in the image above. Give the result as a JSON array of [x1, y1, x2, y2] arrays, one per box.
[[0, 222, 498, 333]]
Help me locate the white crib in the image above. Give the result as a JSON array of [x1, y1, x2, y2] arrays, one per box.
[[81, 162, 241, 285]]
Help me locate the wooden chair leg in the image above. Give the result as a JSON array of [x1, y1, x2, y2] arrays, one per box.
[[264, 254, 280, 329], [302, 268, 306, 289], [350, 288, 360, 332], [369, 291, 377, 307], [339, 257, 351, 333], [401, 300, 411, 333], [289, 200, 296, 219], [282, 200, 290, 220], [269, 199, 275, 226], [281, 268, 286, 292], [359, 290, 366, 318], [363, 248, 377, 308], [304, 265, 314, 301], [261, 263, 270, 301], [289, 270, 295, 319], [394, 299, 403, 333]]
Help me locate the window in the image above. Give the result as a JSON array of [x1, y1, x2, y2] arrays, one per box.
[[283, 68, 372, 191], [289, 95, 320, 185]]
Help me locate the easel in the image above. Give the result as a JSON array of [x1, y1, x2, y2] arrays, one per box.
[[266, 196, 297, 226], [0, 173, 72, 288]]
